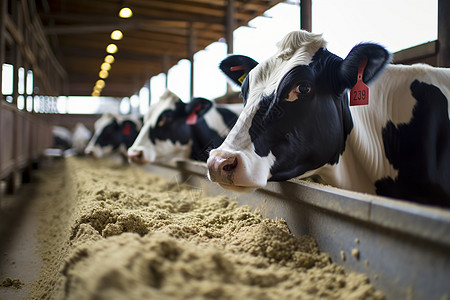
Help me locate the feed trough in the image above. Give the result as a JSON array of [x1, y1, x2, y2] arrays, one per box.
[[0, 157, 449, 299], [143, 159, 450, 300]]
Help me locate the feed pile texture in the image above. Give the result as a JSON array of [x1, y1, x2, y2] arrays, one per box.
[[29, 157, 383, 299]]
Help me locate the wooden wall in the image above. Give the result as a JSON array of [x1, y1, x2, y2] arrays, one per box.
[[0, 0, 64, 193]]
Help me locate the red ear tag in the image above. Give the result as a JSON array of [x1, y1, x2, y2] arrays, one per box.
[[350, 57, 369, 106], [230, 65, 245, 71], [186, 104, 202, 125], [186, 113, 198, 125], [122, 122, 131, 135]]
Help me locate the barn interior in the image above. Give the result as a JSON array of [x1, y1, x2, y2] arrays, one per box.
[[1, 0, 450, 299]]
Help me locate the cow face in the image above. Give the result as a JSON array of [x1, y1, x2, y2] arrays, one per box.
[[207, 30, 390, 191], [85, 113, 140, 158], [128, 90, 216, 164]]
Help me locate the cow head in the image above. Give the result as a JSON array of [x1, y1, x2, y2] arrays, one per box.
[[128, 89, 218, 164], [207, 30, 390, 191], [85, 113, 140, 158]]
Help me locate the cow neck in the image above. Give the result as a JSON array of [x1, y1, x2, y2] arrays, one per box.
[[320, 67, 406, 193], [318, 107, 389, 194], [311, 49, 355, 163], [309, 49, 380, 194], [188, 118, 219, 162]]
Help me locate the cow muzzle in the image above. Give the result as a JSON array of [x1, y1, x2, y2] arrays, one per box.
[[207, 148, 274, 191], [127, 149, 148, 165], [207, 155, 238, 185]]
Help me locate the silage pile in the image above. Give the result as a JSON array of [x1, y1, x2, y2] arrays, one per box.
[[30, 157, 383, 299]]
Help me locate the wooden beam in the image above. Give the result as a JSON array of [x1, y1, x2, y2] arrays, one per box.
[[393, 40, 438, 64], [438, 0, 450, 67], [41, 13, 224, 26], [44, 22, 188, 36], [132, 0, 226, 17]]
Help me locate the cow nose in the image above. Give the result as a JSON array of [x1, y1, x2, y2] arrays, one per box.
[[128, 149, 146, 165], [207, 156, 238, 183]]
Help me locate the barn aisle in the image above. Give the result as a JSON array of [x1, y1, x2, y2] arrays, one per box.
[[0, 182, 42, 300], [0, 158, 73, 299]]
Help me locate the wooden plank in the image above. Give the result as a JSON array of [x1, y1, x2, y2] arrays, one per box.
[[0, 103, 16, 179], [132, 0, 226, 18], [392, 40, 438, 64], [4, 15, 24, 45]]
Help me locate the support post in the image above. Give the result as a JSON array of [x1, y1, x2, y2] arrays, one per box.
[[188, 22, 195, 101], [438, 0, 450, 67], [0, 0, 6, 98], [300, 0, 312, 32], [226, 0, 235, 93], [162, 52, 169, 88]]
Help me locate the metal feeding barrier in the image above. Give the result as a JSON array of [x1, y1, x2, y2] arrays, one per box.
[[142, 159, 450, 300]]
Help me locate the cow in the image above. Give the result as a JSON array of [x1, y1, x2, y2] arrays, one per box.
[[85, 113, 141, 160], [127, 89, 240, 164], [207, 30, 450, 207], [52, 126, 72, 150], [71, 122, 92, 155]]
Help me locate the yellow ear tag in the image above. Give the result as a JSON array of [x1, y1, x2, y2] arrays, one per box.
[[238, 73, 248, 84]]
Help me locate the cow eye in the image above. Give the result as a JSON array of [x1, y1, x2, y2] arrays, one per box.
[[284, 82, 312, 102], [157, 117, 166, 127], [295, 82, 311, 95]]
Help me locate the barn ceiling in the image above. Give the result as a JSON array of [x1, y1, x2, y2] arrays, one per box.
[[35, 0, 284, 98]]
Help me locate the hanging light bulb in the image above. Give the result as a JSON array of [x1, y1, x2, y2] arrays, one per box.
[[104, 55, 115, 64], [99, 70, 109, 79], [106, 44, 118, 54], [101, 62, 111, 71], [111, 30, 123, 40], [95, 79, 105, 89], [119, 7, 133, 18]]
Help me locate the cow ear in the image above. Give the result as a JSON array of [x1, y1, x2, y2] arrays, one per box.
[[111, 118, 120, 128], [219, 55, 258, 86], [185, 97, 213, 125], [340, 43, 391, 89]]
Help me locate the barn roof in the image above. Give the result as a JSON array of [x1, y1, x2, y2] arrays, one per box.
[[35, 0, 285, 98]]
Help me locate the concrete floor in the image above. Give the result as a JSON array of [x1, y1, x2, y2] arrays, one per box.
[[0, 178, 42, 299]]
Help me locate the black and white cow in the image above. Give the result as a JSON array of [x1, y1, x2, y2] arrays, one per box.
[[72, 122, 92, 155], [85, 113, 141, 159], [127, 89, 240, 164], [207, 30, 450, 207], [52, 126, 73, 150]]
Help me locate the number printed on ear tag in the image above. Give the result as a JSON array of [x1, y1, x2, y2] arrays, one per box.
[[350, 57, 369, 106]]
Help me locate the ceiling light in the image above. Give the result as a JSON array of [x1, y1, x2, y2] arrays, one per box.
[[101, 62, 111, 71], [119, 7, 133, 18], [99, 70, 109, 79], [111, 30, 123, 40], [96, 80, 105, 89], [106, 44, 118, 54], [104, 55, 115, 64]]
